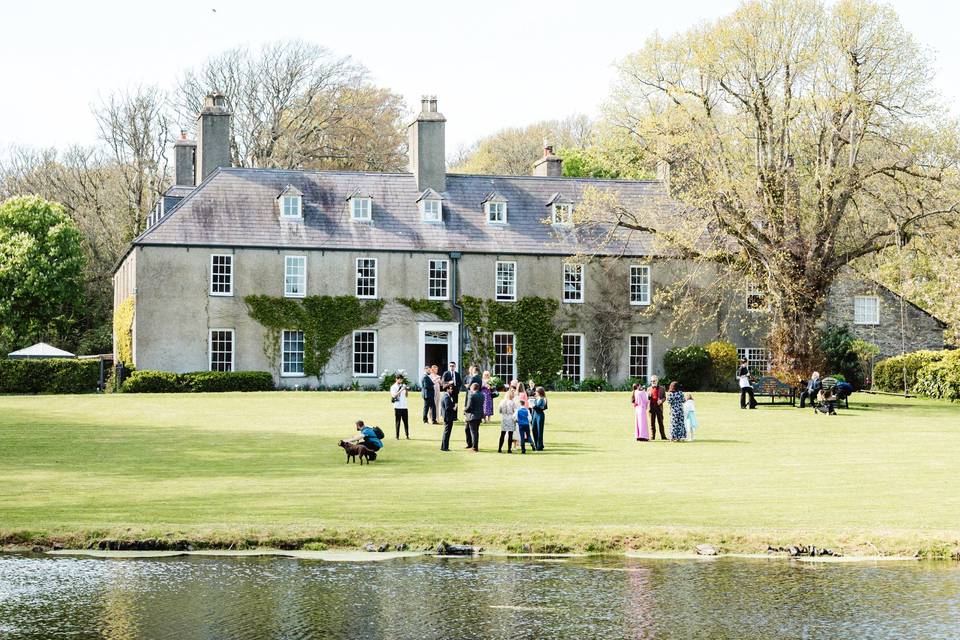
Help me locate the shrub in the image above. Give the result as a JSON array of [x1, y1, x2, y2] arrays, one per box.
[[913, 351, 960, 401], [378, 368, 410, 391], [121, 370, 185, 393], [872, 350, 946, 393], [818, 324, 865, 389], [184, 371, 274, 392], [553, 378, 577, 391], [663, 345, 711, 390], [0, 358, 102, 394], [579, 377, 613, 392], [122, 370, 276, 393], [704, 340, 738, 391]]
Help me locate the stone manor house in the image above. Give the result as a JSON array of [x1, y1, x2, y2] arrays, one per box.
[[112, 94, 946, 387]]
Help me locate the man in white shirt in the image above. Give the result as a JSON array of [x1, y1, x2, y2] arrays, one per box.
[[390, 375, 410, 439], [738, 359, 758, 409]]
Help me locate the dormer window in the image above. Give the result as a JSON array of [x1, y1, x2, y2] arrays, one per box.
[[552, 203, 573, 225], [351, 197, 372, 221], [278, 185, 303, 220], [546, 193, 574, 225], [346, 188, 373, 222], [482, 192, 508, 224], [417, 188, 444, 223]]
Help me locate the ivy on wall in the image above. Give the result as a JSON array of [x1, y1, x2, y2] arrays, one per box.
[[245, 295, 384, 377], [395, 298, 453, 321], [113, 296, 135, 366], [462, 295, 564, 384]]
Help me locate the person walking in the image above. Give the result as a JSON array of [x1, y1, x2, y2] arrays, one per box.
[[421, 366, 437, 424], [738, 359, 758, 409], [481, 371, 495, 423], [648, 376, 667, 440], [530, 386, 548, 451], [463, 382, 484, 452], [389, 374, 409, 439], [498, 389, 518, 453], [439, 384, 457, 451], [632, 383, 650, 441], [515, 399, 533, 454], [667, 381, 686, 441], [441, 362, 463, 408]]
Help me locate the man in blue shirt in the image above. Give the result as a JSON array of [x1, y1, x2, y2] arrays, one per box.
[[350, 420, 383, 452]]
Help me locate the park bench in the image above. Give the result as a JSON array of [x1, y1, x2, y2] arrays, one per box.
[[754, 376, 796, 406]]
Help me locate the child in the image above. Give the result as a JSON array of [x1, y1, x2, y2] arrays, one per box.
[[515, 399, 533, 454], [683, 393, 698, 441]]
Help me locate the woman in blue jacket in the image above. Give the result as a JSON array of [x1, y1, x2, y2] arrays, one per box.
[[530, 386, 548, 451]]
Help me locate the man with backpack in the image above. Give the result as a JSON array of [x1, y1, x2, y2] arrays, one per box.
[[350, 420, 384, 453]]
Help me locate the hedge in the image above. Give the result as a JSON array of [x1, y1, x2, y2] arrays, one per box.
[[913, 351, 960, 401], [872, 350, 945, 393], [663, 345, 711, 390], [0, 359, 101, 394], [122, 370, 275, 393]]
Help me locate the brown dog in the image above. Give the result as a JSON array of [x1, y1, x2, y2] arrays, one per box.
[[339, 440, 375, 464]]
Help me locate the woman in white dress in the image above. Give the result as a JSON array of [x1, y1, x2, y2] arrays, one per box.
[[498, 389, 517, 453]]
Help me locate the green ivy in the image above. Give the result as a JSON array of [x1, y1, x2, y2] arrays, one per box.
[[395, 298, 453, 321], [462, 296, 563, 384], [244, 295, 384, 377]]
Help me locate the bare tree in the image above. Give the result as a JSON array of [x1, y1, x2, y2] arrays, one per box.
[[177, 40, 407, 171], [586, 0, 960, 374]]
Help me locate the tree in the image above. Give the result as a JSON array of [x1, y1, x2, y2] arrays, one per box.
[[176, 40, 408, 171], [591, 0, 960, 374], [451, 116, 594, 175], [0, 196, 85, 351]]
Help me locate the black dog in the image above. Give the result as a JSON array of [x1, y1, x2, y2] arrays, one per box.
[[339, 440, 376, 464]]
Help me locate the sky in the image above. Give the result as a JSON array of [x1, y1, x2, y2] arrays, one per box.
[[1, 0, 958, 156]]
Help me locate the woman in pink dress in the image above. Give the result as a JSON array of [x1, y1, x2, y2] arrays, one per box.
[[633, 383, 650, 441]]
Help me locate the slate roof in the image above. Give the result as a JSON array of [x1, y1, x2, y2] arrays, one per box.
[[134, 167, 677, 257]]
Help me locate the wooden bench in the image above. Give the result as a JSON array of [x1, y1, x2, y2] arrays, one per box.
[[754, 376, 796, 406]]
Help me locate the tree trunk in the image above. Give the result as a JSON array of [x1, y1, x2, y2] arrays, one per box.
[[766, 276, 828, 379]]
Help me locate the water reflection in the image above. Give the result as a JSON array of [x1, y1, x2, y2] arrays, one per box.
[[1, 554, 958, 639]]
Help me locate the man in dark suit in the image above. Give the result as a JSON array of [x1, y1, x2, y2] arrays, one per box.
[[462, 364, 479, 442], [463, 381, 484, 452], [799, 371, 821, 409], [439, 384, 457, 451], [421, 366, 437, 424], [648, 374, 667, 440], [441, 361, 463, 407]]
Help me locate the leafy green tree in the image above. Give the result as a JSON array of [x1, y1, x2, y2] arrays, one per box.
[[0, 196, 85, 352]]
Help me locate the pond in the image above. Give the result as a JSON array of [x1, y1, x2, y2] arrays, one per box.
[[1, 553, 958, 639]]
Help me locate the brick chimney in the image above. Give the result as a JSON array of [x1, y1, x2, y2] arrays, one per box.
[[173, 130, 197, 187], [195, 92, 232, 184], [532, 139, 562, 177], [408, 95, 446, 192]]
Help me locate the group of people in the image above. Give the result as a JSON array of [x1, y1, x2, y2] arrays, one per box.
[[631, 374, 698, 442], [388, 362, 548, 453]]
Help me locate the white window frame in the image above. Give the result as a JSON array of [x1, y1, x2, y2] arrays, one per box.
[[210, 254, 234, 297], [485, 201, 507, 224], [352, 329, 378, 377], [284, 255, 307, 298], [420, 198, 442, 223], [629, 334, 652, 381], [495, 261, 517, 302], [746, 281, 768, 312], [356, 257, 378, 299], [737, 347, 771, 377], [281, 329, 305, 377], [208, 328, 235, 372], [563, 263, 584, 304], [280, 195, 302, 219], [552, 202, 573, 225], [561, 333, 585, 382], [428, 259, 449, 301], [351, 197, 372, 221], [493, 331, 516, 381], [630, 265, 651, 306], [853, 295, 880, 326]]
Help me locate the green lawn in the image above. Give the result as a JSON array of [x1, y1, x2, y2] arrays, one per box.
[[1, 391, 958, 556]]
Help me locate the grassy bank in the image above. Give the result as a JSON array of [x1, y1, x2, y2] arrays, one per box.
[[1, 391, 958, 557]]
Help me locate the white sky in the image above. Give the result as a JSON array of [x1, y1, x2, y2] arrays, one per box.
[[1, 0, 957, 155]]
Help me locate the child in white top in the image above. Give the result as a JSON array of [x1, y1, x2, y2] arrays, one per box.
[[683, 393, 698, 441]]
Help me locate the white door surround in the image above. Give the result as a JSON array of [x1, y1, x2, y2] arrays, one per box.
[[417, 321, 460, 376]]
